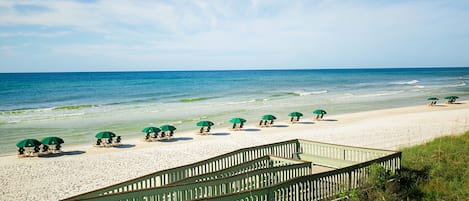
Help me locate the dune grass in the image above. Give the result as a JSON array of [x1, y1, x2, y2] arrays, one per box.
[[400, 130, 469, 200], [346, 130, 469, 201]]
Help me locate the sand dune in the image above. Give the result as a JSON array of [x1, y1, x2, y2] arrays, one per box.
[[1, 102, 468, 201]]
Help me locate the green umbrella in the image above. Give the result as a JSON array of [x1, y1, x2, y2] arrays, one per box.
[[427, 97, 439, 101], [40, 137, 64, 145], [230, 118, 246, 124], [142, 127, 161, 134], [16, 139, 41, 148], [262, 114, 277, 121], [313, 109, 327, 115], [196, 121, 214, 127], [160, 125, 176, 131], [288, 112, 303, 117], [95, 131, 116, 139], [444, 96, 459, 99]]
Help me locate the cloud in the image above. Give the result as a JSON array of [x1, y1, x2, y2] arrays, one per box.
[[0, 31, 69, 37], [0, 0, 469, 71]]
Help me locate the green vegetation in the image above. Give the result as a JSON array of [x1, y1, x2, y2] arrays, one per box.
[[286, 92, 301, 96], [53, 104, 94, 110], [179, 97, 210, 102], [344, 130, 469, 201]]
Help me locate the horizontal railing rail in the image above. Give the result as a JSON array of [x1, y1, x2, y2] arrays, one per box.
[[298, 139, 396, 162], [78, 162, 313, 201], [174, 155, 306, 185]]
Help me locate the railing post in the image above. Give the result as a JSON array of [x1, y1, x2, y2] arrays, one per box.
[[348, 169, 352, 190]]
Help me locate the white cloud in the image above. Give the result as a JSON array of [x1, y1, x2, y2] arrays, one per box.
[[0, 31, 69, 37], [1, 0, 469, 71]]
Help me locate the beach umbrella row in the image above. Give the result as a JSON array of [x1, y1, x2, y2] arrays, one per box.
[[16, 137, 65, 148], [140, 125, 177, 141], [426, 96, 459, 101], [16, 139, 42, 148], [426, 96, 460, 101], [141, 124, 177, 134], [16, 137, 65, 156], [426, 96, 459, 106]]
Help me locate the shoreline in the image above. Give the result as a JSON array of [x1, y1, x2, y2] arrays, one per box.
[[0, 101, 455, 157], [1, 101, 469, 200]]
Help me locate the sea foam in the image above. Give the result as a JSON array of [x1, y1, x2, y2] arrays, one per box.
[[389, 80, 419, 85], [289, 90, 328, 96]]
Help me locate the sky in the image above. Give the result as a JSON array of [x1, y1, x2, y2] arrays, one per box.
[[1, 0, 469, 72]]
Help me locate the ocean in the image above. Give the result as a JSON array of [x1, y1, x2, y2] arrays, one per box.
[[1, 68, 468, 155]]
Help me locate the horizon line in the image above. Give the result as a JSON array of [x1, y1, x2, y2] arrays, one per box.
[[1, 66, 469, 74]]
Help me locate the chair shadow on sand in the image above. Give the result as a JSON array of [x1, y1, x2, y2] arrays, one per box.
[[211, 132, 230, 136], [160, 137, 194, 143], [39, 150, 86, 158], [114, 144, 136, 149], [321, 119, 338, 122], [296, 122, 314, 124], [243, 128, 261, 132], [271, 125, 289, 128]]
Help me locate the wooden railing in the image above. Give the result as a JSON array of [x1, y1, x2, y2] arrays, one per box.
[[77, 162, 312, 201], [64, 139, 401, 201], [64, 139, 299, 200], [173, 155, 306, 185], [298, 139, 395, 162], [204, 151, 402, 201]]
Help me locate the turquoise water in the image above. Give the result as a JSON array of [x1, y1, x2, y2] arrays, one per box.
[[1, 68, 468, 155]]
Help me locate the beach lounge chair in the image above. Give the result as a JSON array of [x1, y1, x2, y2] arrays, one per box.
[[17, 147, 25, 157], [95, 139, 102, 147], [103, 138, 113, 147], [199, 127, 204, 134], [54, 144, 62, 153], [32, 146, 40, 156], [314, 115, 320, 121], [42, 145, 50, 153], [230, 123, 242, 131], [113, 136, 121, 146], [291, 117, 300, 124], [150, 133, 158, 141]]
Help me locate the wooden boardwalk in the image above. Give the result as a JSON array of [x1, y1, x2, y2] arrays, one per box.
[[63, 139, 401, 201]]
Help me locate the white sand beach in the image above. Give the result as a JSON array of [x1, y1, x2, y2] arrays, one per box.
[[1, 102, 469, 201]]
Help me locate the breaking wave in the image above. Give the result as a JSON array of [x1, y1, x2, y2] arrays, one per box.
[[287, 90, 328, 96], [389, 80, 419, 85]]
